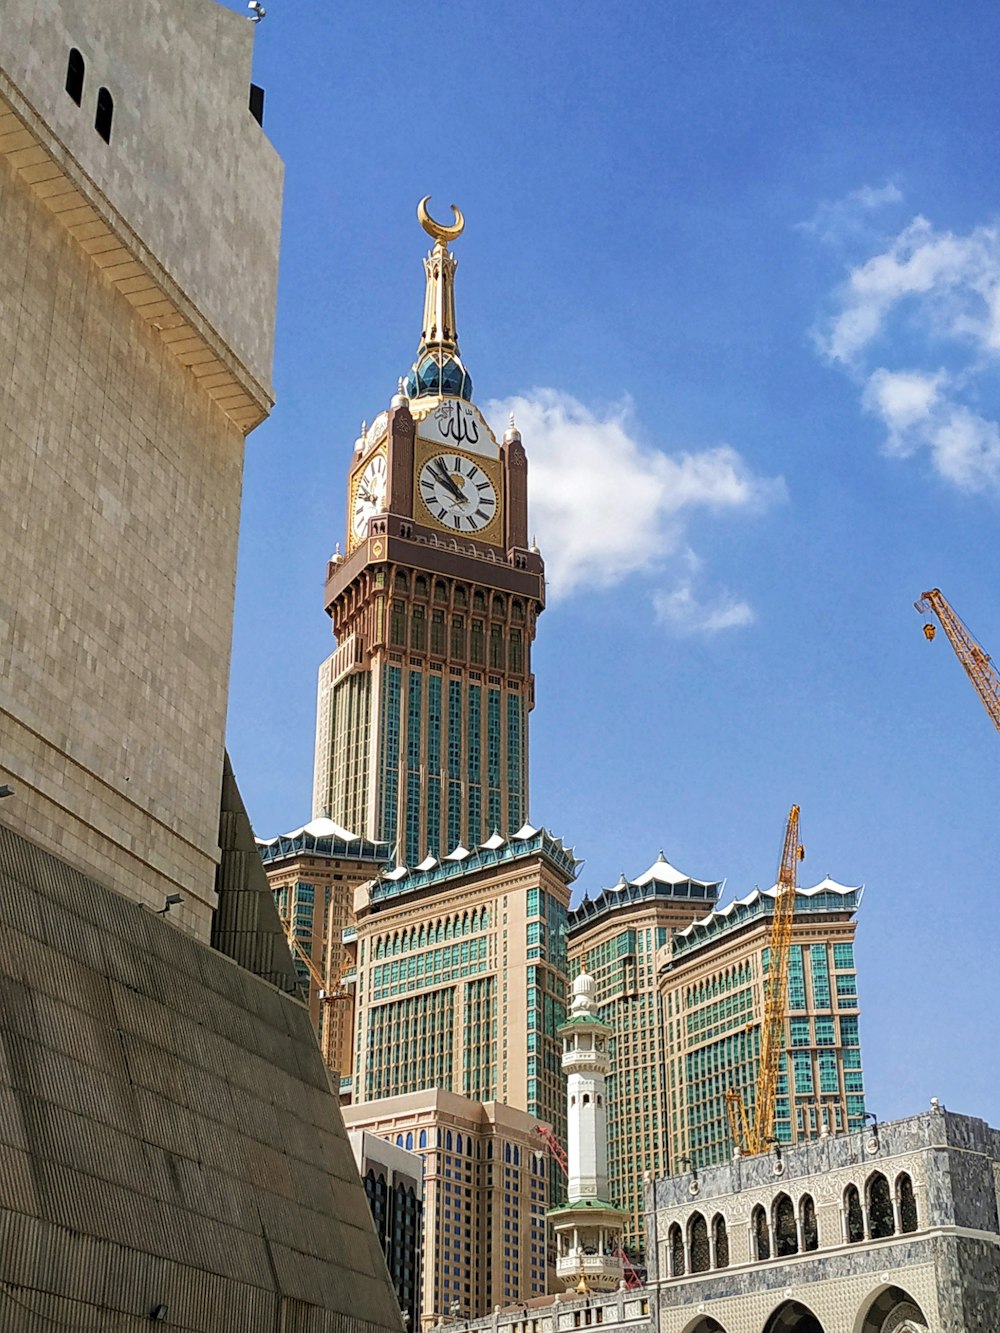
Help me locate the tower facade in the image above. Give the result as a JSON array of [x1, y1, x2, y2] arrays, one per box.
[[659, 877, 866, 1171], [549, 965, 625, 1293], [313, 201, 544, 867], [568, 854, 722, 1258]]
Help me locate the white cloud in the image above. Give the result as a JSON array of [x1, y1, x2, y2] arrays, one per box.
[[862, 368, 946, 450], [814, 198, 1000, 494], [798, 181, 903, 248], [653, 578, 755, 635], [486, 390, 783, 619]]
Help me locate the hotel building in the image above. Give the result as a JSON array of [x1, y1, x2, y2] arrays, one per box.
[[659, 878, 866, 1171], [567, 855, 722, 1258]]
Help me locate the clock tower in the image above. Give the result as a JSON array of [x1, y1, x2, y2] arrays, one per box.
[[313, 200, 545, 866]]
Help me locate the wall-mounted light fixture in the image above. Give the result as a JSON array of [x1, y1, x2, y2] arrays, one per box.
[[156, 894, 184, 916]]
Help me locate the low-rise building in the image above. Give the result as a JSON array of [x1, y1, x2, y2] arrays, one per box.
[[345, 1090, 552, 1325], [646, 1103, 995, 1332], [350, 1130, 424, 1330]]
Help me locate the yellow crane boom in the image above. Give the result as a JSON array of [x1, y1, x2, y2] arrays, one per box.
[[915, 588, 1000, 736], [726, 804, 805, 1156]]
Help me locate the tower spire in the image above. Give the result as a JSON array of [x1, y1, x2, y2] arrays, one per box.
[[404, 197, 474, 401], [417, 196, 463, 355]]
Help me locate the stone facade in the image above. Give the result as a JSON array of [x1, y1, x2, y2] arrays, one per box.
[[647, 1106, 1000, 1331], [0, 0, 282, 938]]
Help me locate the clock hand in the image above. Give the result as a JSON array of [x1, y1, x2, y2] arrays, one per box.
[[432, 460, 467, 502]]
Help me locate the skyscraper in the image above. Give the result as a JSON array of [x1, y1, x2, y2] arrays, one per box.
[[567, 855, 723, 1257], [660, 876, 866, 1170], [313, 200, 545, 867], [309, 204, 573, 1322]]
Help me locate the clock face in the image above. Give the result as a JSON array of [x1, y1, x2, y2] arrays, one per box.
[[352, 452, 387, 540], [418, 454, 498, 533]]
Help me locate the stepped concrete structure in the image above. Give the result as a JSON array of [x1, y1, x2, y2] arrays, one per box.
[[0, 2, 403, 1328]]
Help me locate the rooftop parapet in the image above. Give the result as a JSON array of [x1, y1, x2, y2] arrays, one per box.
[[257, 815, 390, 866], [570, 853, 723, 935], [667, 876, 862, 963], [366, 823, 581, 906]]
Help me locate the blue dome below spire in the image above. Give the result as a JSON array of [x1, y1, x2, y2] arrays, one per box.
[[405, 351, 474, 402]]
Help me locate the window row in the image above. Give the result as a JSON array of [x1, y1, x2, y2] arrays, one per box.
[[392, 574, 527, 623], [65, 48, 114, 142]]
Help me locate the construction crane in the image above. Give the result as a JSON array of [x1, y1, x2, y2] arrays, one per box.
[[532, 1126, 643, 1289], [914, 588, 1000, 736], [275, 911, 351, 1062], [725, 804, 805, 1157]]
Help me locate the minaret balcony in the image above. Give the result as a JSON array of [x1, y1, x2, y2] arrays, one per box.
[[563, 1049, 610, 1072], [554, 1253, 623, 1293]]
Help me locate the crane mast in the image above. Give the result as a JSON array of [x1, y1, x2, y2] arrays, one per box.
[[915, 588, 1000, 736], [725, 804, 804, 1157]]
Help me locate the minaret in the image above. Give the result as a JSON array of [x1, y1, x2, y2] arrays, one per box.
[[548, 965, 625, 1293]]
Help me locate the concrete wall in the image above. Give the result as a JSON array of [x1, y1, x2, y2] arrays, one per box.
[[0, 0, 284, 934], [0, 0, 282, 390], [0, 820, 404, 1333], [0, 145, 244, 932]]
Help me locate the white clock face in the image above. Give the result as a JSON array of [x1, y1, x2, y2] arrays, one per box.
[[419, 454, 497, 532], [352, 452, 387, 540]]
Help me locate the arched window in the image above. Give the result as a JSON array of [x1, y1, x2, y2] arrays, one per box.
[[95, 87, 114, 143], [845, 1183, 864, 1243], [582, 1094, 590, 1106], [712, 1213, 729, 1268], [897, 1172, 918, 1233], [456, 1134, 463, 1155], [688, 1212, 709, 1273], [404, 1131, 413, 1150], [504, 1142, 511, 1163], [538, 1158, 544, 1178], [752, 1204, 770, 1260], [668, 1222, 684, 1277], [867, 1171, 895, 1239], [419, 1129, 427, 1149], [65, 49, 85, 105], [512, 1146, 519, 1166], [395, 1134, 404, 1147], [446, 1130, 453, 1151], [773, 1193, 797, 1257], [800, 1194, 818, 1251]]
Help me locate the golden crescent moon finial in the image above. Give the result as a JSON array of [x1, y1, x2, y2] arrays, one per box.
[[417, 195, 464, 245]]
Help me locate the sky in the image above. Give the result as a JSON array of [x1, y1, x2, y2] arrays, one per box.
[[222, 1, 1000, 1128]]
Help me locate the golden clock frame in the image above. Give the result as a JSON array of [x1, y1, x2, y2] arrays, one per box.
[[412, 434, 504, 544]]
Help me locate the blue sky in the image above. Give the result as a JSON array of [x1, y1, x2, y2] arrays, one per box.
[[223, 1, 1000, 1127]]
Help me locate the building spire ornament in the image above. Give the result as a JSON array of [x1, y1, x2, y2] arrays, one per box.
[[404, 196, 474, 402]]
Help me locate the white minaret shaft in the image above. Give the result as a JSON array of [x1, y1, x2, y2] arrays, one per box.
[[549, 964, 623, 1293], [563, 967, 611, 1200]]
